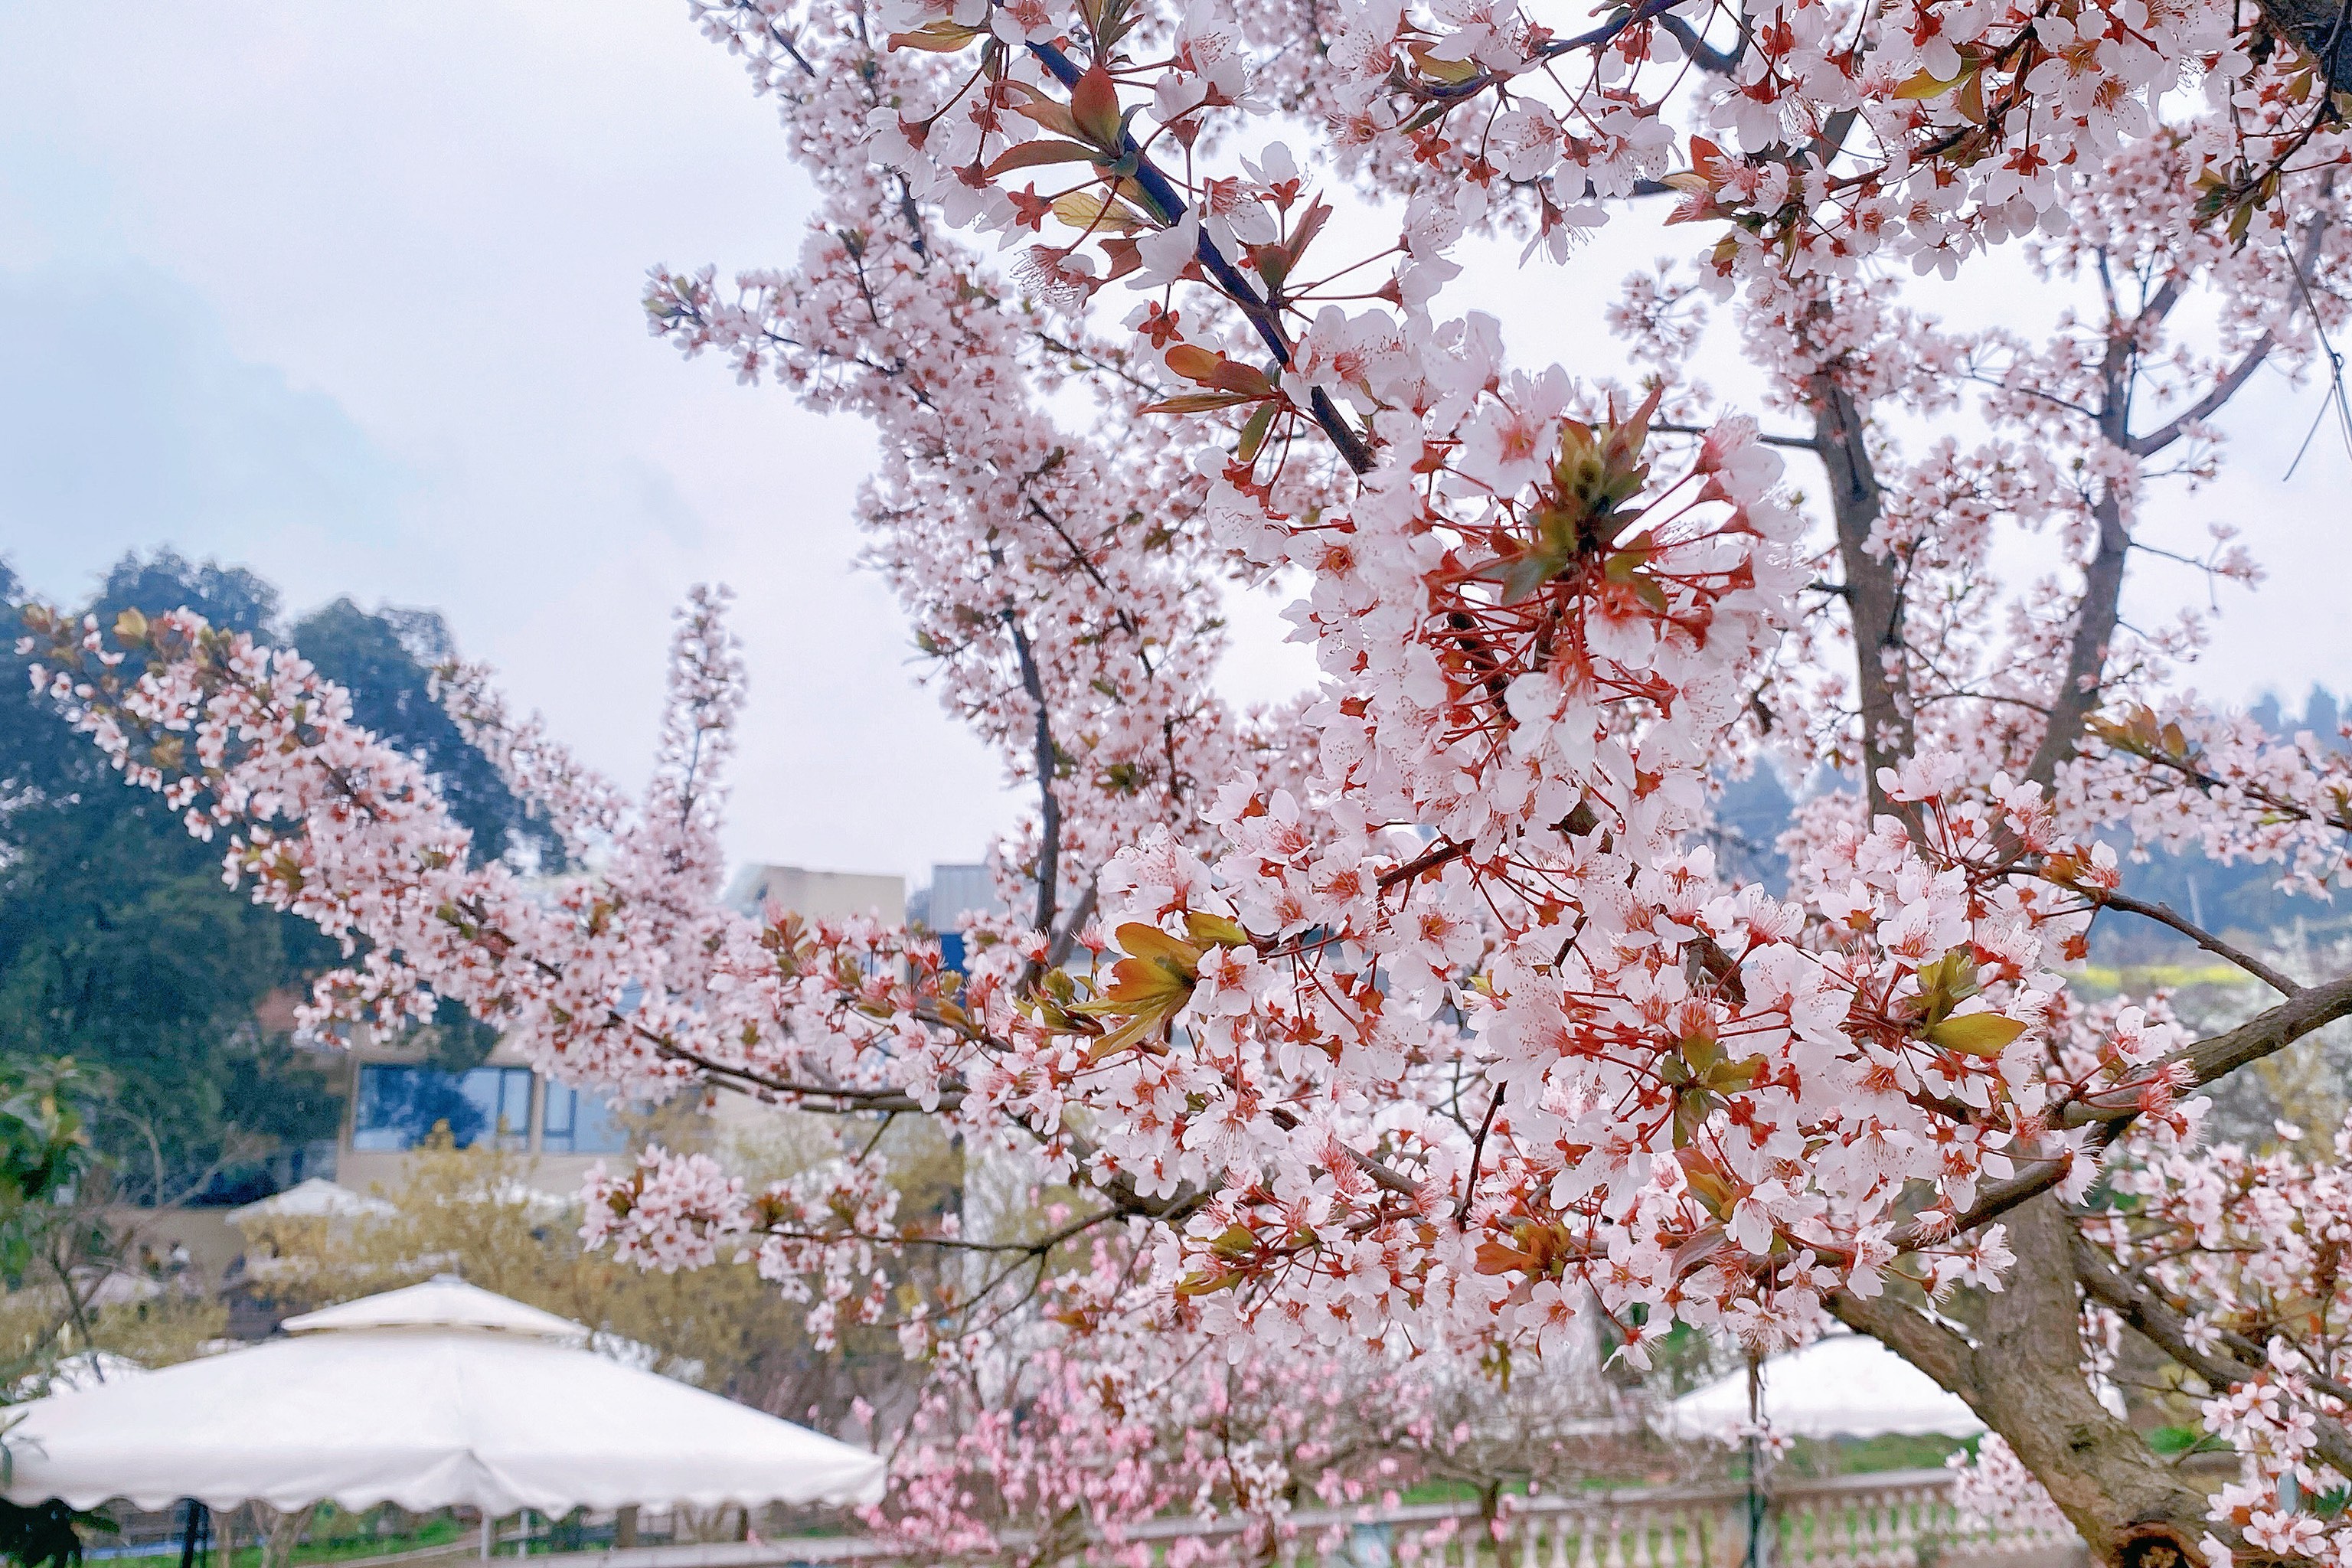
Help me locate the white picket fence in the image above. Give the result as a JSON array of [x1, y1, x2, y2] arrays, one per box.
[[535, 1466, 2084, 1568]]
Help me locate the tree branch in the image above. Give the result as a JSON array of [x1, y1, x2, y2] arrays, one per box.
[[1829, 1289, 1981, 1401], [1655, 419, 1818, 452], [1913, 970, 2352, 1241], [1810, 374, 1911, 819], [1044, 876, 1100, 971], [2082, 967, 2352, 1117], [1655, 8, 1750, 72], [2071, 1228, 2352, 1478], [2092, 891, 2303, 996], [2129, 333, 2277, 458], [1026, 40, 1376, 475], [2024, 485, 2130, 786], [1003, 609, 1063, 936], [1377, 835, 1473, 890], [2248, 0, 2352, 99]]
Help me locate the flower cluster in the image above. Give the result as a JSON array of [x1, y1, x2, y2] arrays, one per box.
[[2082, 1119, 2352, 1567]]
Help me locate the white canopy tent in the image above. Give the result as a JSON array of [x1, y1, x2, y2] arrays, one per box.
[[225, 1178, 397, 1224], [1666, 1331, 1985, 1442], [9, 1352, 148, 1401], [0, 1276, 886, 1516]]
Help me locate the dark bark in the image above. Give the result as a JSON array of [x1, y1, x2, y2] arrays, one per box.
[[1810, 375, 1913, 822], [1966, 1202, 2216, 1568], [1834, 978, 2352, 1564], [1802, 253, 2324, 1563], [2251, 0, 2352, 95], [2122, 967, 2352, 1108], [2071, 1230, 2352, 1478], [1003, 611, 1061, 936], [1838, 1200, 2219, 1568], [2024, 488, 2130, 787]]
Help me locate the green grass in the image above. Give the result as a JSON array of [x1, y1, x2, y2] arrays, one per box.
[[102, 1514, 469, 1568], [1781, 1432, 1971, 1477], [101, 1510, 667, 1568]]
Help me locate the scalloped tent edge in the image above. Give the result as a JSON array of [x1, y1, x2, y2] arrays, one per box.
[[0, 1278, 884, 1514]]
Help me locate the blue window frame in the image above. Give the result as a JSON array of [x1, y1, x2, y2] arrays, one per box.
[[353, 1064, 533, 1152], [540, 1083, 630, 1155]]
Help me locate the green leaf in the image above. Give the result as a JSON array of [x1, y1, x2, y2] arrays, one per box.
[[1115, 922, 1204, 972], [1926, 1011, 2027, 1057], [1051, 189, 1148, 234], [887, 19, 988, 51], [1184, 911, 1252, 949], [1913, 948, 1981, 1024], [1236, 402, 1276, 463], [1141, 391, 1260, 414], [1893, 65, 1969, 100]]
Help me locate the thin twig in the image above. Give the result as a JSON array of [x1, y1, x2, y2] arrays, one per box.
[[1377, 836, 1473, 890], [1454, 1083, 1505, 1228]]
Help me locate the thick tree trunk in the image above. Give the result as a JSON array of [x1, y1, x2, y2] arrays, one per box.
[[1966, 1201, 2215, 1568], [1839, 1198, 2218, 1568], [1801, 270, 2297, 1568], [2252, 0, 2352, 91]]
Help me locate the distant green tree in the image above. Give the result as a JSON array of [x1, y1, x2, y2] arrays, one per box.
[[0, 553, 538, 1200], [0, 555, 319, 1199], [290, 596, 562, 870], [87, 549, 277, 655], [0, 790, 310, 1198], [0, 1057, 116, 1568]]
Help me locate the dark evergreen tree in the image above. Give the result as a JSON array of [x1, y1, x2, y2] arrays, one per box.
[[291, 596, 561, 869], [0, 553, 537, 1202]]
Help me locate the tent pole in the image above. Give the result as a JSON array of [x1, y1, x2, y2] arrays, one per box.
[[178, 1501, 208, 1568], [1742, 1354, 1772, 1568], [479, 1513, 492, 1560]]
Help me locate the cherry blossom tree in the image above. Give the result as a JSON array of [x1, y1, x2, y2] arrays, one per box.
[[862, 1269, 1583, 1566], [26, 0, 2352, 1559]]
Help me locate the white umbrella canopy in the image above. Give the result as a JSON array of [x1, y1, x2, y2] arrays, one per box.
[[1667, 1332, 1985, 1442], [282, 1277, 588, 1339], [0, 1277, 885, 1514], [9, 1352, 148, 1400], [227, 1178, 397, 1224]]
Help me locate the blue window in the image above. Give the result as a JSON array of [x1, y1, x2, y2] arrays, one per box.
[[938, 932, 968, 977], [353, 1065, 533, 1152], [540, 1083, 630, 1155]]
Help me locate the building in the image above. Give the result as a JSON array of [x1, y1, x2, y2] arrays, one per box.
[[332, 865, 911, 1194], [332, 1031, 634, 1199], [907, 862, 1004, 974], [90, 864, 951, 1325], [724, 864, 906, 923]]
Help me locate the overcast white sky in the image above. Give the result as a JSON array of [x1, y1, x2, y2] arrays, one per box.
[[2, 5, 2344, 884]]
